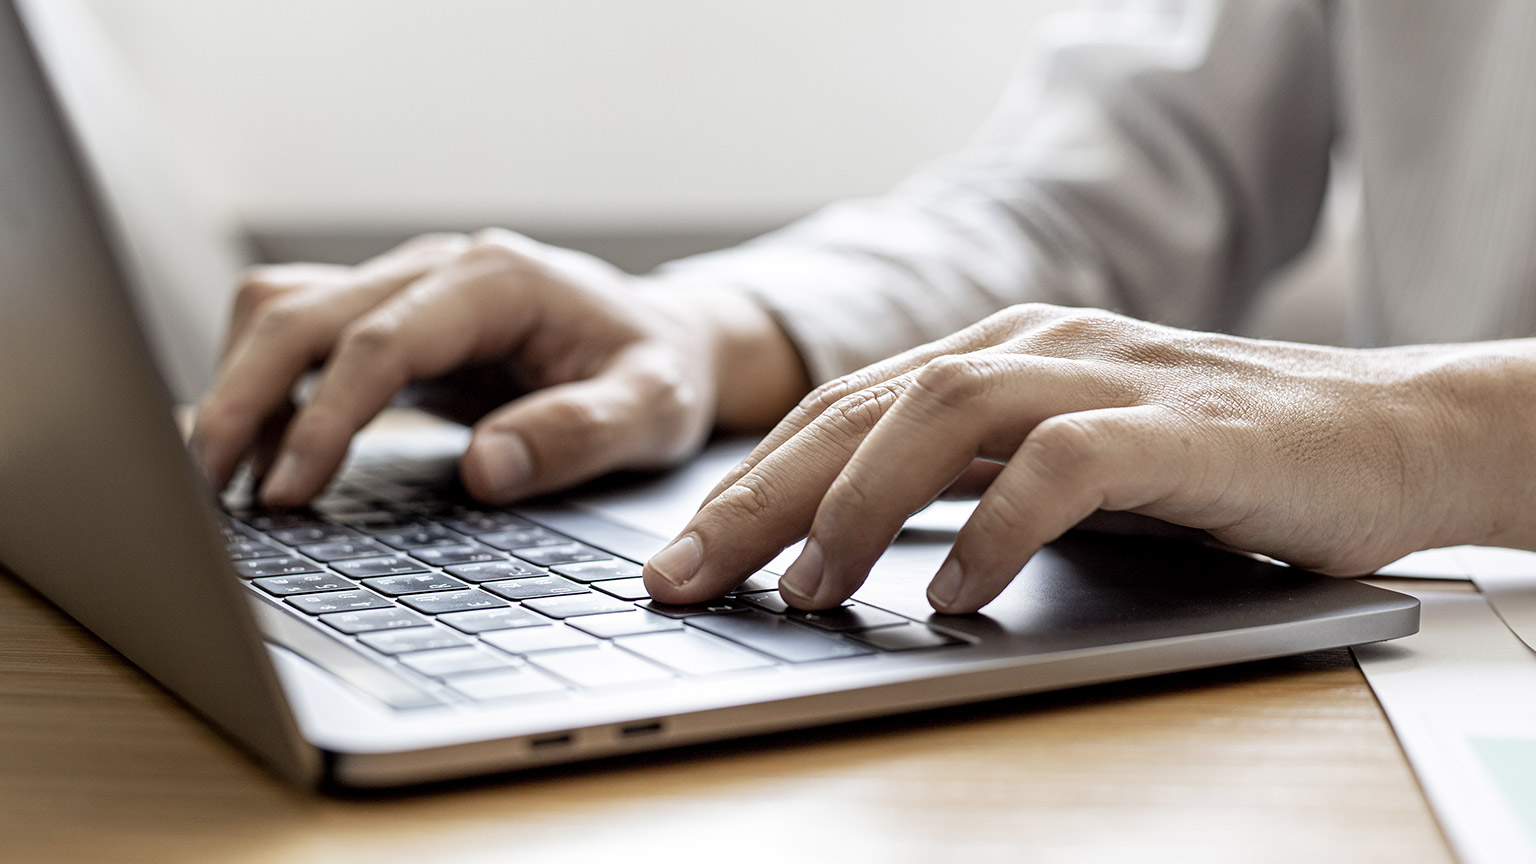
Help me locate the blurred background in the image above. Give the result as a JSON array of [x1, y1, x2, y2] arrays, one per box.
[[57, 0, 1350, 400]]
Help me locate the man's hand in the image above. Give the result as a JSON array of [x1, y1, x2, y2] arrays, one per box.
[[193, 229, 807, 506], [643, 303, 1514, 614]]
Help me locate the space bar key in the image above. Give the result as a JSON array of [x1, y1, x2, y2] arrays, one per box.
[[688, 611, 874, 663]]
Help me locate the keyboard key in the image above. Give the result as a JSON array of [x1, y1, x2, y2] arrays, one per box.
[[357, 626, 471, 655], [362, 572, 470, 596], [269, 525, 358, 546], [438, 512, 534, 535], [243, 511, 325, 532], [252, 572, 353, 596], [567, 610, 683, 638], [482, 625, 599, 654], [410, 543, 502, 567], [226, 539, 284, 561], [446, 560, 545, 583], [218, 517, 257, 539], [513, 542, 608, 567], [617, 630, 775, 675], [789, 603, 908, 632], [234, 556, 321, 579], [298, 539, 391, 562], [447, 666, 566, 701], [737, 591, 791, 614], [523, 593, 634, 619], [398, 646, 516, 679], [591, 577, 651, 601], [286, 589, 391, 615], [375, 525, 464, 550], [688, 611, 875, 663], [481, 575, 586, 601], [311, 495, 373, 516], [478, 526, 565, 550], [640, 598, 752, 619], [336, 513, 426, 535], [400, 590, 510, 615], [332, 555, 429, 579], [438, 606, 551, 634], [528, 646, 672, 688], [321, 607, 429, 634], [552, 559, 643, 583], [848, 625, 966, 652]]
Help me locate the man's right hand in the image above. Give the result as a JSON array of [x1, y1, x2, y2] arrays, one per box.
[[192, 229, 808, 507]]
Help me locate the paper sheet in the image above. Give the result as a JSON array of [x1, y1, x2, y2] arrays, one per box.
[[1355, 588, 1536, 864], [1460, 547, 1536, 659]]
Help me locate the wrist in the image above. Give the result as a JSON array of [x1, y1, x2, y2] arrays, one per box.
[[1404, 343, 1536, 550], [636, 279, 811, 431]]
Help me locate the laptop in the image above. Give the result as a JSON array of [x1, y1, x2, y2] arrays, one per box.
[[0, 0, 1420, 790]]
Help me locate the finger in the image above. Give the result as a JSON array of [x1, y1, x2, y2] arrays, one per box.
[[782, 355, 1123, 608], [258, 248, 536, 505], [643, 374, 917, 605], [460, 343, 705, 503], [696, 318, 1016, 510], [938, 460, 1004, 500], [929, 404, 1204, 614], [221, 263, 348, 362], [194, 234, 469, 489], [247, 401, 297, 488]]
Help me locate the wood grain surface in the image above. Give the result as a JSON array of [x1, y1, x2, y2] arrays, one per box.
[[0, 569, 1457, 864]]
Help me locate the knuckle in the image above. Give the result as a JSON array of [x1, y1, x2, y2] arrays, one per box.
[[459, 238, 540, 280], [824, 472, 876, 514], [192, 400, 242, 445], [336, 317, 401, 358], [976, 482, 1035, 538], [989, 302, 1057, 333], [249, 296, 311, 339], [913, 355, 991, 407], [281, 415, 342, 462], [713, 472, 779, 524], [535, 399, 618, 453], [798, 378, 854, 417], [234, 274, 289, 318], [400, 231, 469, 254], [822, 383, 903, 436], [1023, 415, 1103, 476], [1035, 308, 1126, 348], [469, 227, 516, 247]]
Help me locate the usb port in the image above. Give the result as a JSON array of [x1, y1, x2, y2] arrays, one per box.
[[620, 721, 664, 738], [529, 733, 573, 750]]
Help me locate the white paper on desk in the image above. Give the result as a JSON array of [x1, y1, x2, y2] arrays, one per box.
[[1459, 547, 1536, 658], [1355, 589, 1536, 864]]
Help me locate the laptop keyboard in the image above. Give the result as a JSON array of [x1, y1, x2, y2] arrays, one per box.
[[220, 455, 964, 704]]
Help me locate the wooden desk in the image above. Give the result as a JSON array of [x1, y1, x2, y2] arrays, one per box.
[[0, 567, 1454, 864]]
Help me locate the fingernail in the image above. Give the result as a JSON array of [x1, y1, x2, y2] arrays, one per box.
[[474, 432, 533, 501], [779, 537, 825, 605], [260, 452, 303, 505], [649, 533, 702, 588], [928, 559, 963, 609]]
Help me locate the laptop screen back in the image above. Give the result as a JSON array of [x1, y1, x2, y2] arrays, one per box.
[[0, 0, 316, 784]]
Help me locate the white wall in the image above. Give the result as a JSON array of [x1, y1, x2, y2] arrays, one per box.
[[83, 0, 1074, 231]]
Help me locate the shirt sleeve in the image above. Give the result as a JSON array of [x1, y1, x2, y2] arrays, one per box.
[[643, 0, 1336, 385]]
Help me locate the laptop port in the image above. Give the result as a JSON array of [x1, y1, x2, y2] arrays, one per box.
[[619, 721, 664, 738], [529, 733, 574, 750]]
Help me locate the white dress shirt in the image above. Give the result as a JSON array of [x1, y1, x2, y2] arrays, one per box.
[[649, 0, 1536, 385]]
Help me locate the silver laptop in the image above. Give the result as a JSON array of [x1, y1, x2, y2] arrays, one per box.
[[0, 0, 1419, 790]]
